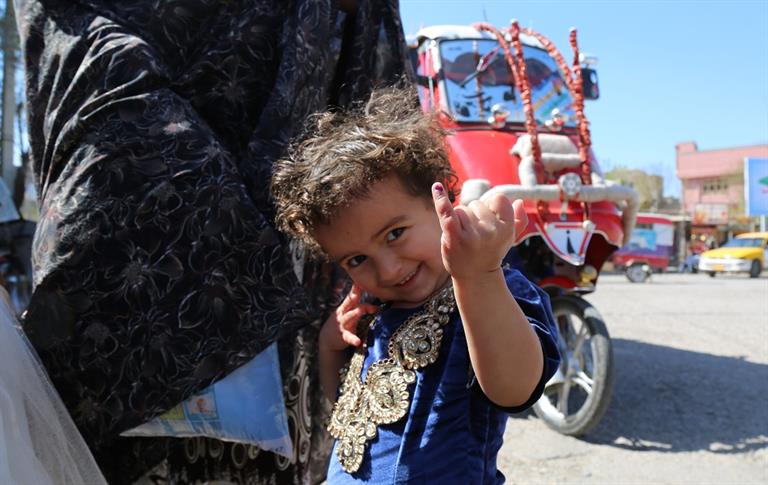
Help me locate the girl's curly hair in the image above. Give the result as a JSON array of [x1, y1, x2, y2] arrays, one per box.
[[271, 86, 456, 256]]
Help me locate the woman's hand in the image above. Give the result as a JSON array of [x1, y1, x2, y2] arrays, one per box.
[[319, 284, 378, 352], [431, 182, 527, 280]]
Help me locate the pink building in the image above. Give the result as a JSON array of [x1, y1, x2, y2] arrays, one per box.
[[676, 142, 768, 244]]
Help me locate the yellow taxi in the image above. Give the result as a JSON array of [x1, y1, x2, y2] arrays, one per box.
[[698, 232, 768, 278]]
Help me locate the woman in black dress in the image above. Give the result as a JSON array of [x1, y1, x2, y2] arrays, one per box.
[[15, 1, 411, 482]]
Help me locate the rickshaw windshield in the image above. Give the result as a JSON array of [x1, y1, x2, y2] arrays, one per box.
[[439, 39, 576, 126]]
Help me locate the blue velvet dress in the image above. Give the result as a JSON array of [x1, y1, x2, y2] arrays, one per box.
[[326, 269, 560, 484]]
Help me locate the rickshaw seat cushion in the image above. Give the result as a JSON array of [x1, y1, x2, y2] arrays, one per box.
[[513, 134, 581, 186]]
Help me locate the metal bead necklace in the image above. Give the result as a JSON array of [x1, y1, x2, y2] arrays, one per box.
[[327, 285, 456, 473]]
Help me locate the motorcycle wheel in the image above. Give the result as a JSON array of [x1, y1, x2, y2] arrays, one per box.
[[532, 295, 614, 436]]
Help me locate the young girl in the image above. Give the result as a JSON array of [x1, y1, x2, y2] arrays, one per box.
[[271, 88, 560, 484]]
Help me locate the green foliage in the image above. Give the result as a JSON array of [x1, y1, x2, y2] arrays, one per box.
[[605, 167, 664, 211]]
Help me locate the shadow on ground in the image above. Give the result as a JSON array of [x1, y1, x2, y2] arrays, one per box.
[[598, 273, 768, 285], [512, 338, 768, 454]]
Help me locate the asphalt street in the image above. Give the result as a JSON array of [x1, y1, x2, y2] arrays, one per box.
[[498, 272, 768, 485]]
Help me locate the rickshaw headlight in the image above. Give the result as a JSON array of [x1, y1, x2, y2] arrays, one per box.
[[559, 173, 582, 198]]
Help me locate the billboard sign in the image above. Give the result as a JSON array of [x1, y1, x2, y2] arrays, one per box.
[[744, 157, 768, 216], [693, 203, 728, 225]]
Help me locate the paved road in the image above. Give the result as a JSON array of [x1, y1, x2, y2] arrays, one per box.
[[498, 272, 768, 484]]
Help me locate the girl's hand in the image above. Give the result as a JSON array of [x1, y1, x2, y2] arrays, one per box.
[[319, 284, 378, 352], [431, 183, 527, 280]]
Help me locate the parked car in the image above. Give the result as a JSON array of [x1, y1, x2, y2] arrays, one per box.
[[611, 213, 674, 282], [698, 232, 768, 278]]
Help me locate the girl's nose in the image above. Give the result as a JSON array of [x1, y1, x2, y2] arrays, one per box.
[[375, 252, 402, 285]]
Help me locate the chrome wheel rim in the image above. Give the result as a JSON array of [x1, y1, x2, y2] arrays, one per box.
[[536, 310, 597, 423]]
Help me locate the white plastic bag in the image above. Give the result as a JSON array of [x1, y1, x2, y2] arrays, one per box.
[[0, 289, 106, 485], [122, 343, 293, 459]]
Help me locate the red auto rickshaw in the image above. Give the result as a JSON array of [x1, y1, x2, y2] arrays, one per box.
[[409, 23, 638, 436]]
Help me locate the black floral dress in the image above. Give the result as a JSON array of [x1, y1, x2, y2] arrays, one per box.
[[15, 1, 410, 483]]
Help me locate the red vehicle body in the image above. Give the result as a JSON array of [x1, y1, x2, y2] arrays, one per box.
[[410, 24, 638, 436], [411, 25, 637, 291], [612, 213, 675, 280]]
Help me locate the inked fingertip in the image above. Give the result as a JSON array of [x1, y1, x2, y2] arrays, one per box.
[[432, 182, 444, 195]]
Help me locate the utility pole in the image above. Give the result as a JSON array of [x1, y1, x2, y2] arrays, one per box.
[[1, 0, 17, 194]]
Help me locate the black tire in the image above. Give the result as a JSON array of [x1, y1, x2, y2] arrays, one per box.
[[532, 295, 614, 436], [749, 260, 762, 278], [708, 272, 716, 278], [625, 263, 649, 283]]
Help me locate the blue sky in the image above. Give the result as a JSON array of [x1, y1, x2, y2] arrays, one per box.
[[399, 0, 768, 197]]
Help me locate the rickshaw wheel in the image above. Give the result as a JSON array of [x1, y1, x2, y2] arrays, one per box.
[[533, 295, 614, 436], [625, 263, 650, 283]]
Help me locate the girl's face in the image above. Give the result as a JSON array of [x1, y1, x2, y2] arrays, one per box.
[[314, 175, 450, 308]]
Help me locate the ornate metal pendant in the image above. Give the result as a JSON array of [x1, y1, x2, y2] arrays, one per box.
[[328, 286, 456, 473]]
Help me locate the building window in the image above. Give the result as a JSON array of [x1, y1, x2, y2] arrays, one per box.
[[702, 178, 728, 193]]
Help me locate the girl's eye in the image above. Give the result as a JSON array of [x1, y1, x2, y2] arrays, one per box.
[[347, 255, 367, 268], [387, 227, 405, 242]]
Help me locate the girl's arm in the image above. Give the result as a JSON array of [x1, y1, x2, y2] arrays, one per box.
[[318, 285, 377, 401], [432, 184, 544, 407], [452, 270, 543, 407], [319, 346, 348, 402]]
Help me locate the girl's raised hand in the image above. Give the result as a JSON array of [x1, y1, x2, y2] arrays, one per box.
[[319, 284, 378, 352], [432, 182, 527, 280]]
